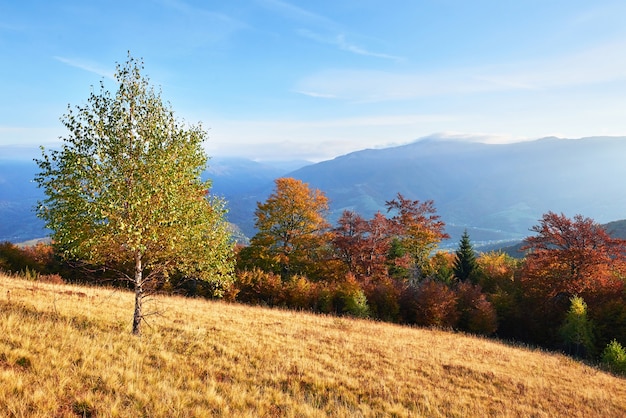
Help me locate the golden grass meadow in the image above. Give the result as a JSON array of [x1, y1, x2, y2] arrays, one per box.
[[0, 273, 625, 417]]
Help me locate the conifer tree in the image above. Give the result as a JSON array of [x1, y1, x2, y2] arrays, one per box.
[[453, 230, 478, 283]]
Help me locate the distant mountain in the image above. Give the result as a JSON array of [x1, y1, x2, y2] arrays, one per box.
[[481, 218, 626, 258], [2, 136, 626, 248], [0, 154, 308, 243], [0, 159, 47, 242], [286, 136, 626, 246], [206, 157, 310, 233]]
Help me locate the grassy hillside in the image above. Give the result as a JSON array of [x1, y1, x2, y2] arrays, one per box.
[[0, 274, 624, 417]]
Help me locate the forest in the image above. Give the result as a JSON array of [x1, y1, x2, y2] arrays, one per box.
[[2, 176, 626, 373]]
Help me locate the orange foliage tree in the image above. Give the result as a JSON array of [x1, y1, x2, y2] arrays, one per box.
[[240, 178, 330, 280], [521, 212, 626, 300], [385, 193, 449, 282]]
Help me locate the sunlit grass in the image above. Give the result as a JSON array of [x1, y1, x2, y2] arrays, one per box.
[[0, 273, 624, 417]]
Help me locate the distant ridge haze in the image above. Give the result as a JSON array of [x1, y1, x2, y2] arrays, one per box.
[[286, 135, 626, 245], [1, 135, 626, 246]]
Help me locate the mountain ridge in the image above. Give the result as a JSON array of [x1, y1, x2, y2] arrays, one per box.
[[1, 135, 626, 245]]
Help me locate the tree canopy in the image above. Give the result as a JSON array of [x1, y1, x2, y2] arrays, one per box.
[[240, 177, 330, 280], [35, 54, 234, 335], [521, 212, 626, 298], [385, 194, 449, 282]]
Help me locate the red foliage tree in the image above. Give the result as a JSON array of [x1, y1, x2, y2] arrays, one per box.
[[385, 193, 449, 281], [519, 212, 626, 346], [521, 212, 626, 300], [331, 210, 392, 281]]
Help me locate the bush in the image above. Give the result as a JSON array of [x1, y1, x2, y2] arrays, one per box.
[[234, 269, 285, 306], [413, 280, 459, 328], [362, 277, 401, 322], [602, 340, 626, 375], [456, 282, 498, 335], [319, 275, 370, 318], [283, 275, 320, 311]]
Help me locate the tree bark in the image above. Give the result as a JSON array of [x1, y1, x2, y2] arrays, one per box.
[[132, 251, 143, 335]]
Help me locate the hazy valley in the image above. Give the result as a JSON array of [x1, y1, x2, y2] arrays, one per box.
[[3, 135, 626, 248]]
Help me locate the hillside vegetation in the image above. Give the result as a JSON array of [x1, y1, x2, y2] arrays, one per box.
[[1, 274, 624, 417]]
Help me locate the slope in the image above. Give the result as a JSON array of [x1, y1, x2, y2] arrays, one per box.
[[1, 273, 624, 417]]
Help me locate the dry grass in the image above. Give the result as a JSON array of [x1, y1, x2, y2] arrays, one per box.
[[0, 273, 624, 417]]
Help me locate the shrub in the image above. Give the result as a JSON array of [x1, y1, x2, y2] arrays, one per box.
[[283, 275, 320, 311], [559, 296, 594, 358], [319, 275, 370, 318], [602, 340, 626, 375], [234, 269, 284, 306], [362, 277, 401, 322], [591, 298, 626, 354], [413, 280, 459, 328], [456, 282, 498, 335]]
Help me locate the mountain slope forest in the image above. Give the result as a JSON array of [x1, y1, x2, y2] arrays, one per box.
[[1, 273, 625, 417]]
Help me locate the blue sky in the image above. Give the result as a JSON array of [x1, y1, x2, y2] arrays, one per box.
[[2, 0, 626, 161]]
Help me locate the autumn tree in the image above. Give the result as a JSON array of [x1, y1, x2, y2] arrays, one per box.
[[385, 193, 449, 283], [35, 55, 234, 335], [242, 177, 330, 280], [519, 212, 626, 346], [453, 230, 478, 283], [559, 296, 594, 358], [521, 212, 626, 300], [332, 210, 392, 281]]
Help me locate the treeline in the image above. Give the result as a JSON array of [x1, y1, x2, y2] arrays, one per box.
[[2, 177, 626, 372], [232, 178, 626, 371]]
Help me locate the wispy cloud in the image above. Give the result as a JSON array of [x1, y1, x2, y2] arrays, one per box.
[[295, 39, 626, 102], [298, 29, 403, 61], [256, 0, 334, 26], [293, 90, 337, 99], [54, 56, 114, 79], [158, 0, 248, 33], [258, 0, 400, 61]]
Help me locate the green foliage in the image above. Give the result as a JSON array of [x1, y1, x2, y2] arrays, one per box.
[[429, 251, 455, 284], [453, 230, 478, 283], [559, 296, 595, 358], [319, 276, 370, 318], [602, 340, 626, 375], [34, 54, 234, 334]]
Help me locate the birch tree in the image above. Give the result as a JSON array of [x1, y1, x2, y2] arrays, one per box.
[[35, 55, 234, 335]]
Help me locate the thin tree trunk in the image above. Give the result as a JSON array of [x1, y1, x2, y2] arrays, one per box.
[[132, 251, 143, 335]]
